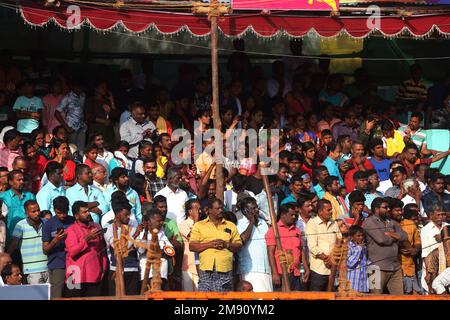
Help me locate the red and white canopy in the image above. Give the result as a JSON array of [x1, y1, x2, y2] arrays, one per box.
[[19, 1, 450, 38]]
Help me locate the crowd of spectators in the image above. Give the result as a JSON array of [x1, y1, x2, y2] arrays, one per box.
[[0, 40, 449, 298]]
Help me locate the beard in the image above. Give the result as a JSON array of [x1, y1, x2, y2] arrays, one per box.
[[146, 172, 156, 180]]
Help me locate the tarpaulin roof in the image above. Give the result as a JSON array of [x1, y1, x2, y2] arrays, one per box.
[[18, 1, 450, 39]]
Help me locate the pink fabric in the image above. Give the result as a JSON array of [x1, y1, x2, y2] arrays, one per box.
[[0, 143, 21, 170], [265, 220, 302, 276], [65, 221, 107, 284], [239, 158, 257, 176], [42, 94, 63, 133]]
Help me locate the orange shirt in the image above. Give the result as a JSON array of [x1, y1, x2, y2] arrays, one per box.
[[400, 219, 421, 277]]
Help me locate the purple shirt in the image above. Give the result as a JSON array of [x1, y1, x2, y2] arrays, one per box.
[[331, 121, 360, 142]]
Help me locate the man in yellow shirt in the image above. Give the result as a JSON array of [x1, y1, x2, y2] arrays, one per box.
[[189, 198, 242, 292], [322, 175, 346, 221], [381, 119, 405, 158]]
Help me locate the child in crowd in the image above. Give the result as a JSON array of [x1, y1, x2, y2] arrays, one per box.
[[40, 210, 52, 221], [84, 143, 99, 169], [347, 225, 370, 293], [109, 141, 133, 173]]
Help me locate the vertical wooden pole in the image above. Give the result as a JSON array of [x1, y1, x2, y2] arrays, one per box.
[[113, 223, 126, 297], [261, 165, 291, 292], [149, 229, 162, 291], [443, 226, 450, 267], [140, 229, 150, 295], [327, 238, 341, 292], [210, 0, 224, 202]]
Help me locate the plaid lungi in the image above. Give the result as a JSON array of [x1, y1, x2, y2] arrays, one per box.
[[198, 269, 233, 292]]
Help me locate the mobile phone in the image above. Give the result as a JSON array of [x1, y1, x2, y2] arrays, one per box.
[[56, 227, 64, 233]]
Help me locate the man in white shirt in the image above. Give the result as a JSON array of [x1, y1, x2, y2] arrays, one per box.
[[104, 199, 141, 295], [155, 167, 189, 224], [431, 225, 450, 294], [119, 102, 156, 159], [92, 163, 112, 193], [236, 197, 272, 292], [137, 207, 173, 289], [401, 178, 426, 218], [421, 204, 449, 293], [432, 267, 450, 294]]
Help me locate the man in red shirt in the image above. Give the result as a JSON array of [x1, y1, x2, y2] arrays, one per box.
[[396, 143, 450, 178], [344, 141, 374, 192], [266, 204, 310, 291], [65, 201, 107, 298]]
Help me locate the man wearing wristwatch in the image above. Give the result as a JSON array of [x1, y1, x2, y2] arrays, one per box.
[[189, 198, 242, 292]]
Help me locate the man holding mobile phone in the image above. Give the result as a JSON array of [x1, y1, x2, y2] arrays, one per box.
[[119, 103, 156, 159], [42, 196, 75, 299], [65, 201, 107, 298]]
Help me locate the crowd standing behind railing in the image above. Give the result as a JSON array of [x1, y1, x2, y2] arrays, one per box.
[[0, 46, 449, 297]]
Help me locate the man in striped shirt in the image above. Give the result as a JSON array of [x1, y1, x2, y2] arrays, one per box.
[[396, 64, 428, 104], [398, 112, 438, 157], [347, 225, 370, 293], [7, 199, 48, 284]]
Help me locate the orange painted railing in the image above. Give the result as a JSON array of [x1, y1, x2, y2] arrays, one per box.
[[146, 291, 335, 300]]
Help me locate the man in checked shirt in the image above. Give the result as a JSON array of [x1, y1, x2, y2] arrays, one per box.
[[142, 156, 166, 200]]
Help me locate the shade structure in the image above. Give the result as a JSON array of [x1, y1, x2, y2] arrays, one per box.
[[19, 1, 450, 39]]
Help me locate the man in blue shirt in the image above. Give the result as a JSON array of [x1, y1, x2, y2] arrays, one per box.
[[42, 196, 75, 298], [12, 80, 44, 134], [8, 200, 48, 284], [103, 167, 142, 225], [368, 138, 391, 182], [423, 172, 450, 214], [281, 175, 304, 205], [0, 170, 35, 243], [313, 166, 329, 199], [36, 162, 65, 214], [322, 142, 344, 185], [66, 164, 108, 224]]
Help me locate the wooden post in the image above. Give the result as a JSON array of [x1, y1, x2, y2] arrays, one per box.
[[260, 164, 291, 292], [140, 229, 150, 295], [209, 0, 224, 202], [327, 237, 341, 292], [443, 226, 450, 267], [113, 223, 126, 297], [149, 228, 162, 292]]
